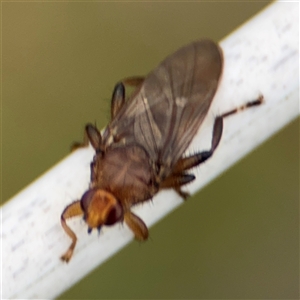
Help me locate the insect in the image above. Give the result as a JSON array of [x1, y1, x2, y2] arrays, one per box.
[[60, 39, 263, 262]]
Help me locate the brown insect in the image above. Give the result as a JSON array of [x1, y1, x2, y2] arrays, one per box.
[[60, 39, 263, 262]]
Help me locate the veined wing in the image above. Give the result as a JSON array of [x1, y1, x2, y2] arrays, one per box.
[[106, 39, 223, 172]]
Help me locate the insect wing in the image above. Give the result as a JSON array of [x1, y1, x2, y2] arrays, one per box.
[[108, 40, 223, 169]]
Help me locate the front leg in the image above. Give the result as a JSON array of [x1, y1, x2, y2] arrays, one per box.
[[124, 210, 149, 241], [60, 200, 84, 262]]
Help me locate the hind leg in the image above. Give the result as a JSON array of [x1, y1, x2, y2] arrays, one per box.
[[161, 95, 264, 198]]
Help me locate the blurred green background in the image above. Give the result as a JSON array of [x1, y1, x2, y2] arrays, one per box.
[[2, 1, 299, 299]]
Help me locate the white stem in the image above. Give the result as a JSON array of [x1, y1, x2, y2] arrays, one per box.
[[2, 2, 299, 299]]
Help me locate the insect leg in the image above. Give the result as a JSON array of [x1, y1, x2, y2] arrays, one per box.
[[111, 76, 145, 119], [60, 200, 83, 262], [160, 174, 195, 199], [121, 76, 145, 87], [111, 82, 125, 119], [124, 210, 149, 241], [162, 95, 263, 199], [160, 114, 222, 198], [72, 124, 102, 151], [173, 95, 264, 173]]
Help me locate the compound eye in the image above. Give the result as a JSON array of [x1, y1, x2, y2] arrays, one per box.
[[105, 202, 123, 225], [80, 189, 96, 212]]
